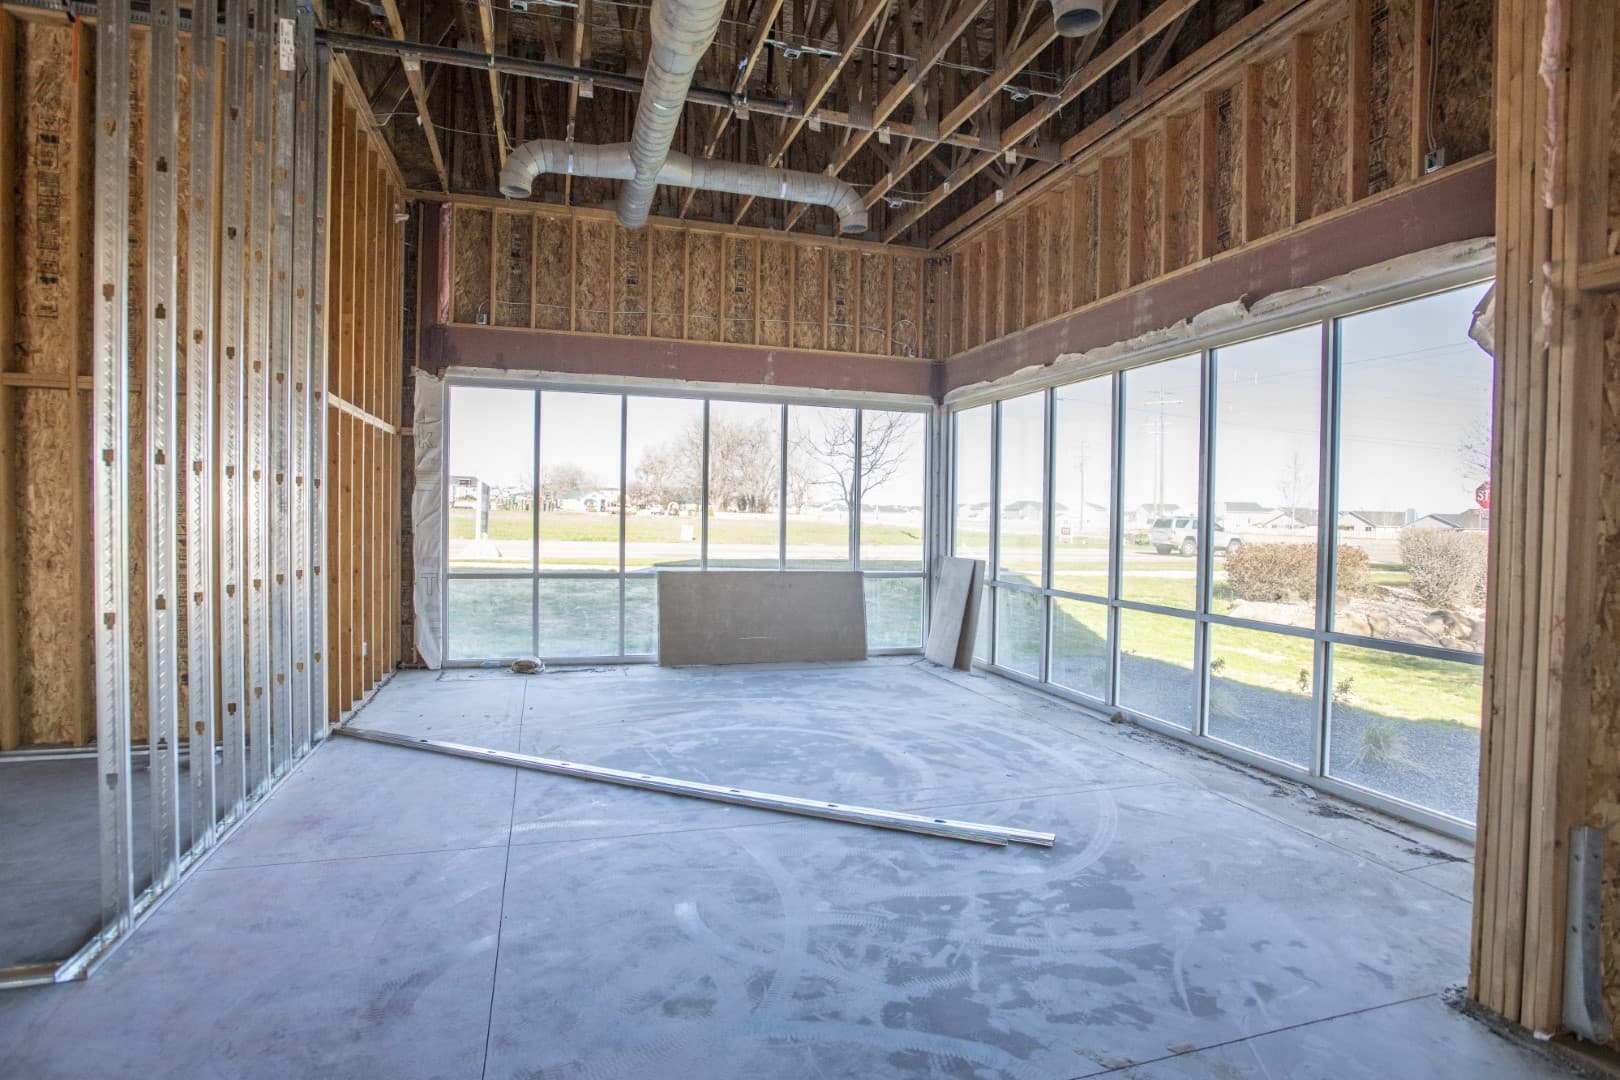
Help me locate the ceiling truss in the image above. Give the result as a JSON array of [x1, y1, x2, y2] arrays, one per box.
[[325, 0, 1259, 245]]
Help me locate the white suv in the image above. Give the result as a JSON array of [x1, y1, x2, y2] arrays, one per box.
[[1149, 516, 1240, 556]]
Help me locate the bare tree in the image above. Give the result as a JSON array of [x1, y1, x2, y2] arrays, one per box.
[[1457, 417, 1493, 483], [790, 411, 919, 510], [1276, 451, 1309, 519]]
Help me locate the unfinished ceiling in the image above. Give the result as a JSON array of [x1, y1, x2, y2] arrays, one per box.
[[329, 0, 1271, 243]]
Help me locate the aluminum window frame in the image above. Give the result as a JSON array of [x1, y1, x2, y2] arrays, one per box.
[[948, 275, 1494, 841], [441, 377, 934, 666]]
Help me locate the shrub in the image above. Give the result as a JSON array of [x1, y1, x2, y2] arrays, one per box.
[[1226, 543, 1316, 602], [1399, 527, 1489, 610], [1225, 543, 1367, 603], [1354, 721, 1407, 767]]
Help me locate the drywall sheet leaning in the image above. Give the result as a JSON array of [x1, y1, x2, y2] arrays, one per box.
[[925, 557, 985, 670], [657, 571, 867, 666]]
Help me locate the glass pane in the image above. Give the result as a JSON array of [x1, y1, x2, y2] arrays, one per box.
[[447, 386, 535, 572], [624, 576, 658, 655], [1334, 284, 1493, 652], [1327, 644, 1482, 823], [865, 576, 923, 649], [994, 587, 1042, 677], [1117, 608, 1197, 729], [785, 405, 854, 567], [1052, 378, 1111, 597], [1121, 355, 1201, 609], [858, 411, 927, 571], [539, 391, 622, 571], [625, 396, 703, 571], [1206, 626, 1316, 767], [707, 400, 781, 568], [447, 577, 534, 659], [1210, 327, 1321, 629], [997, 392, 1046, 586], [538, 578, 620, 657], [1051, 597, 1109, 699], [953, 406, 992, 563]]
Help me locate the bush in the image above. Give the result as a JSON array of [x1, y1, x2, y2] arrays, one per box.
[[1225, 543, 1368, 603], [1399, 527, 1488, 610]]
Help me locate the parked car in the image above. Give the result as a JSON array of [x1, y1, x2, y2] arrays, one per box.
[[1149, 516, 1241, 556]]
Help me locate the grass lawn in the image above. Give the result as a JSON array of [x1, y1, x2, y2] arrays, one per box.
[[451, 507, 924, 547], [989, 583, 1481, 728], [446, 573, 924, 659]]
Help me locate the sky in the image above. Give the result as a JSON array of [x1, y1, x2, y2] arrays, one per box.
[[449, 284, 1493, 523], [955, 281, 1495, 521], [448, 387, 926, 506]]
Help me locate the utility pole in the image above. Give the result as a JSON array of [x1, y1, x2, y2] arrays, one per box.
[[1144, 393, 1183, 516]]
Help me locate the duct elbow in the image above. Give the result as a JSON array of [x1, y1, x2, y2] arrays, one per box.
[[1050, 0, 1105, 37], [499, 141, 547, 198]]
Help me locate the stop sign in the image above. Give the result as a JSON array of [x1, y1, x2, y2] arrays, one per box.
[[1476, 481, 1491, 510]]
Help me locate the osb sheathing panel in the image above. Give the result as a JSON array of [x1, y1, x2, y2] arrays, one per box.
[[1374, 0, 1417, 191], [1255, 54, 1294, 239], [11, 23, 75, 376], [613, 224, 647, 337], [1048, 185, 1074, 319], [13, 390, 80, 746], [858, 252, 888, 355], [1214, 87, 1242, 252], [452, 207, 492, 324], [1140, 131, 1166, 281], [534, 215, 572, 330], [1433, 0, 1494, 162], [1164, 112, 1202, 272], [825, 248, 853, 352], [1596, 295, 1620, 1048], [983, 236, 1003, 340], [1309, 20, 1352, 219], [920, 256, 941, 361], [793, 246, 822, 348], [574, 218, 613, 334], [686, 231, 722, 342], [723, 236, 754, 345], [1073, 174, 1098, 307], [649, 227, 686, 340], [1022, 206, 1045, 328], [757, 240, 791, 347], [1101, 155, 1129, 297], [1609, 14, 1620, 250], [891, 255, 920, 358], [493, 212, 532, 327]]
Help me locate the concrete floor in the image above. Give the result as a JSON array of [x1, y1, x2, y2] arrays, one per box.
[[0, 659, 1575, 1078], [0, 755, 209, 968]]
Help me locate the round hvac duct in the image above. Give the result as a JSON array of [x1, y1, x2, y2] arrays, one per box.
[[1050, 0, 1105, 36]]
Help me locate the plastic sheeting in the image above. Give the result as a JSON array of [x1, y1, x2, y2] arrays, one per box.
[[412, 368, 445, 669]]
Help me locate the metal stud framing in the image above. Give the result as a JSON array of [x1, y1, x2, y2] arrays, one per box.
[[28, 3, 339, 986], [218, 0, 251, 817], [268, 0, 296, 776], [289, 10, 318, 757], [185, 0, 220, 853], [91, 0, 136, 935], [146, 0, 183, 892], [246, 0, 275, 793], [307, 35, 331, 743]]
